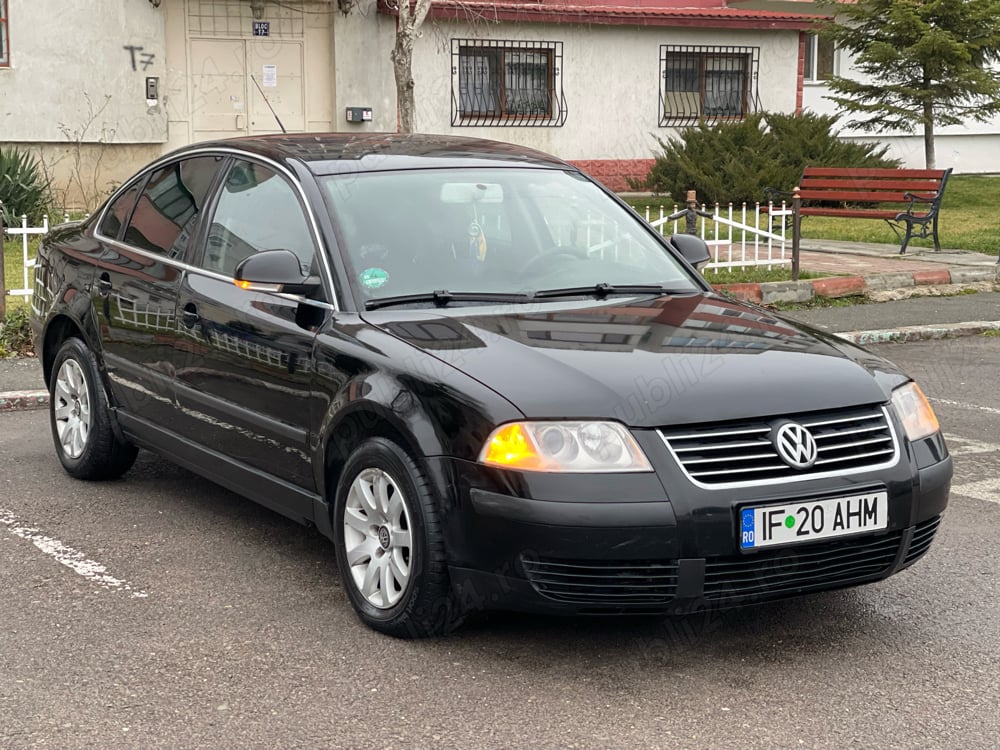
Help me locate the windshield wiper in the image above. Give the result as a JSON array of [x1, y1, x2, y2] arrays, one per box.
[[532, 283, 695, 300], [365, 290, 534, 311]]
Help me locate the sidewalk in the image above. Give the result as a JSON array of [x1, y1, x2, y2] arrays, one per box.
[[711, 240, 999, 306], [2, 240, 998, 411]]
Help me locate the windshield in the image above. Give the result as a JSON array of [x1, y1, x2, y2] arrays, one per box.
[[320, 168, 700, 306]]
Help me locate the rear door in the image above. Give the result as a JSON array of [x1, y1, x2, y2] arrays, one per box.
[[92, 155, 224, 433], [171, 157, 323, 503]]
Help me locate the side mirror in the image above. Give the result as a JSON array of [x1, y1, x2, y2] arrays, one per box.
[[668, 233, 711, 269], [233, 249, 321, 296]]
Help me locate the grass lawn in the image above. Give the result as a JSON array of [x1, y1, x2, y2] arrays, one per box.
[[3, 236, 38, 308], [700, 267, 826, 284], [628, 174, 1000, 256]]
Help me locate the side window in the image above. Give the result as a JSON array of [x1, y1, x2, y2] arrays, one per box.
[[202, 160, 316, 276], [123, 156, 222, 259], [804, 33, 835, 82], [99, 179, 144, 241]]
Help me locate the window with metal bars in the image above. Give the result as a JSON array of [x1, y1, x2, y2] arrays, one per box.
[[659, 46, 761, 127], [451, 39, 567, 127], [0, 0, 9, 67]]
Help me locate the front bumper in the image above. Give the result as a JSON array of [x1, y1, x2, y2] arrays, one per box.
[[426, 434, 952, 616]]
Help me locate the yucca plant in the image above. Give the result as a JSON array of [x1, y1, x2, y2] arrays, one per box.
[[0, 145, 53, 226]]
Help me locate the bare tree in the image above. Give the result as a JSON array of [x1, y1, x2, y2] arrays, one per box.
[[387, 0, 434, 133]]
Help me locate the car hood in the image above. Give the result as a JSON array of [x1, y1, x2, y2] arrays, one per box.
[[362, 293, 908, 428]]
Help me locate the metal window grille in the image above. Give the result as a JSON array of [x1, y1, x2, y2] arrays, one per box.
[[0, 0, 9, 66], [451, 39, 567, 127], [659, 45, 761, 127], [188, 0, 304, 38]]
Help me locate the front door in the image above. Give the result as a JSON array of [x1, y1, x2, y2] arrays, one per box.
[[172, 158, 322, 506], [190, 38, 305, 141]]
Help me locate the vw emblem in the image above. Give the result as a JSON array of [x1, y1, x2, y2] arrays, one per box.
[[377, 526, 391, 550], [773, 422, 818, 469]]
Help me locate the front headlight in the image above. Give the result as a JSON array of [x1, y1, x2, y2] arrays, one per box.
[[478, 421, 653, 473], [891, 382, 940, 442]]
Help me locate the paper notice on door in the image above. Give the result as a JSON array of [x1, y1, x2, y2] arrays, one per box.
[[262, 64, 277, 87]]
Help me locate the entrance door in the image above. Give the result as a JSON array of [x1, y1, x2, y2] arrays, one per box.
[[248, 41, 305, 134], [190, 38, 305, 141]]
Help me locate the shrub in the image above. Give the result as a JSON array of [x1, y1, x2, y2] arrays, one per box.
[[0, 145, 53, 226], [637, 112, 900, 207], [0, 306, 33, 358]]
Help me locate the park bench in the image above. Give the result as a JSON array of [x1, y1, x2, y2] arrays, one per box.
[[766, 167, 952, 254]]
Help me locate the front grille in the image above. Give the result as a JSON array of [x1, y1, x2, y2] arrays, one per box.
[[660, 405, 898, 487], [520, 557, 679, 605], [521, 516, 941, 608], [702, 530, 903, 602], [903, 515, 941, 566]]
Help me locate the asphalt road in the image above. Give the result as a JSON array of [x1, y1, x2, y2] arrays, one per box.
[[0, 337, 997, 750], [784, 291, 1000, 333]]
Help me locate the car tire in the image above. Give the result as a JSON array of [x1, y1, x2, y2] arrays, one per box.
[[334, 437, 463, 638], [49, 337, 139, 480]]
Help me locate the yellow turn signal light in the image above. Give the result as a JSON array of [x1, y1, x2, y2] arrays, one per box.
[[481, 423, 546, 471]]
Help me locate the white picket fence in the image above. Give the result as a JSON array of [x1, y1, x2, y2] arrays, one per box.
[[645, 201, 792, 272], [3, 202, 792, 303], [2, 213, 75, 298]]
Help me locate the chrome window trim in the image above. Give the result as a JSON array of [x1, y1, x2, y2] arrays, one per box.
[[658, 406, 902, 490], [93, 146, 340, 312], [96, 236, 338, 313]]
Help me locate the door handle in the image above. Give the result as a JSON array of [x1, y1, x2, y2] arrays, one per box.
[[97, 273, 112, 297], [181, 303, 201, 329]]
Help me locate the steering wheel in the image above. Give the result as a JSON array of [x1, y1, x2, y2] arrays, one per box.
[[519, 247, 585, 277]]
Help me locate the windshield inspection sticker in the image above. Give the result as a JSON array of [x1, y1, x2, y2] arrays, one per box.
[[360, 267, 389, 290]]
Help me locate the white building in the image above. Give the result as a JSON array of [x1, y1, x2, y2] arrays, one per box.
[[1, 0, 993, 208]]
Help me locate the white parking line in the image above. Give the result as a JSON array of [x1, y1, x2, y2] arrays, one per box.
[[0, 509, 148, 598], [943, 433, 1000, 456], [932, 398, 1000, 417], [949, 480, 1000, 505]]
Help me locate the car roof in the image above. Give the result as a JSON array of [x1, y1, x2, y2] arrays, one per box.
[[173, 133, 574, 177]]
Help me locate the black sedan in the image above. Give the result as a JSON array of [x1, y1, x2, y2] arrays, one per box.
[[30, 134, 951, 637]]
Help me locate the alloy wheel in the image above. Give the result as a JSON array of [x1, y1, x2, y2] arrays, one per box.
[[342, 468, 413, 609], [53, 359, 92, 459]]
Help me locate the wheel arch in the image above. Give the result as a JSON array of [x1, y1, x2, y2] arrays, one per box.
[[41, 314, 91, 388], [322, 401, 431, 498]]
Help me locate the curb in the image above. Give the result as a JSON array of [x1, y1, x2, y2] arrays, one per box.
[[834, 320, 1000, 346], [0, 390, 49, 412], [713, 266, 1000, 304]]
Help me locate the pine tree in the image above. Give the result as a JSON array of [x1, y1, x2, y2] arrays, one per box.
[[818, 0, 1000, 168]]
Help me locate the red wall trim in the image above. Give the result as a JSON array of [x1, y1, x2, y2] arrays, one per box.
[[795, 32, 805, 114], [569, 159, 656, 192], [378, 2, 823, 31]]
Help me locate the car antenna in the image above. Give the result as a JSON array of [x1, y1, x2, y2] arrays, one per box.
[[250, 74, 287, 134]]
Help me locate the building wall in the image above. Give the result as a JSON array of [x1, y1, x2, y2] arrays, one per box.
[[0, 0, 167, 208], [801, 48, 1000, 173], [400, 20, 801, 188], [331, 2, 398, 133]]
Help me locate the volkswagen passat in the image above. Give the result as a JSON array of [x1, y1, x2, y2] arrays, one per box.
[[30, 134, 951, 637]]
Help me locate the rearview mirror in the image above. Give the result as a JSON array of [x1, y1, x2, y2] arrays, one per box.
[[668, 233, 711, 269], [233, 249, 321, 296], [440, 182, 504, 204]]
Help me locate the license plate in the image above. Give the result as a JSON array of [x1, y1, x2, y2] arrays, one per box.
[[739, 492, 888, 551]]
